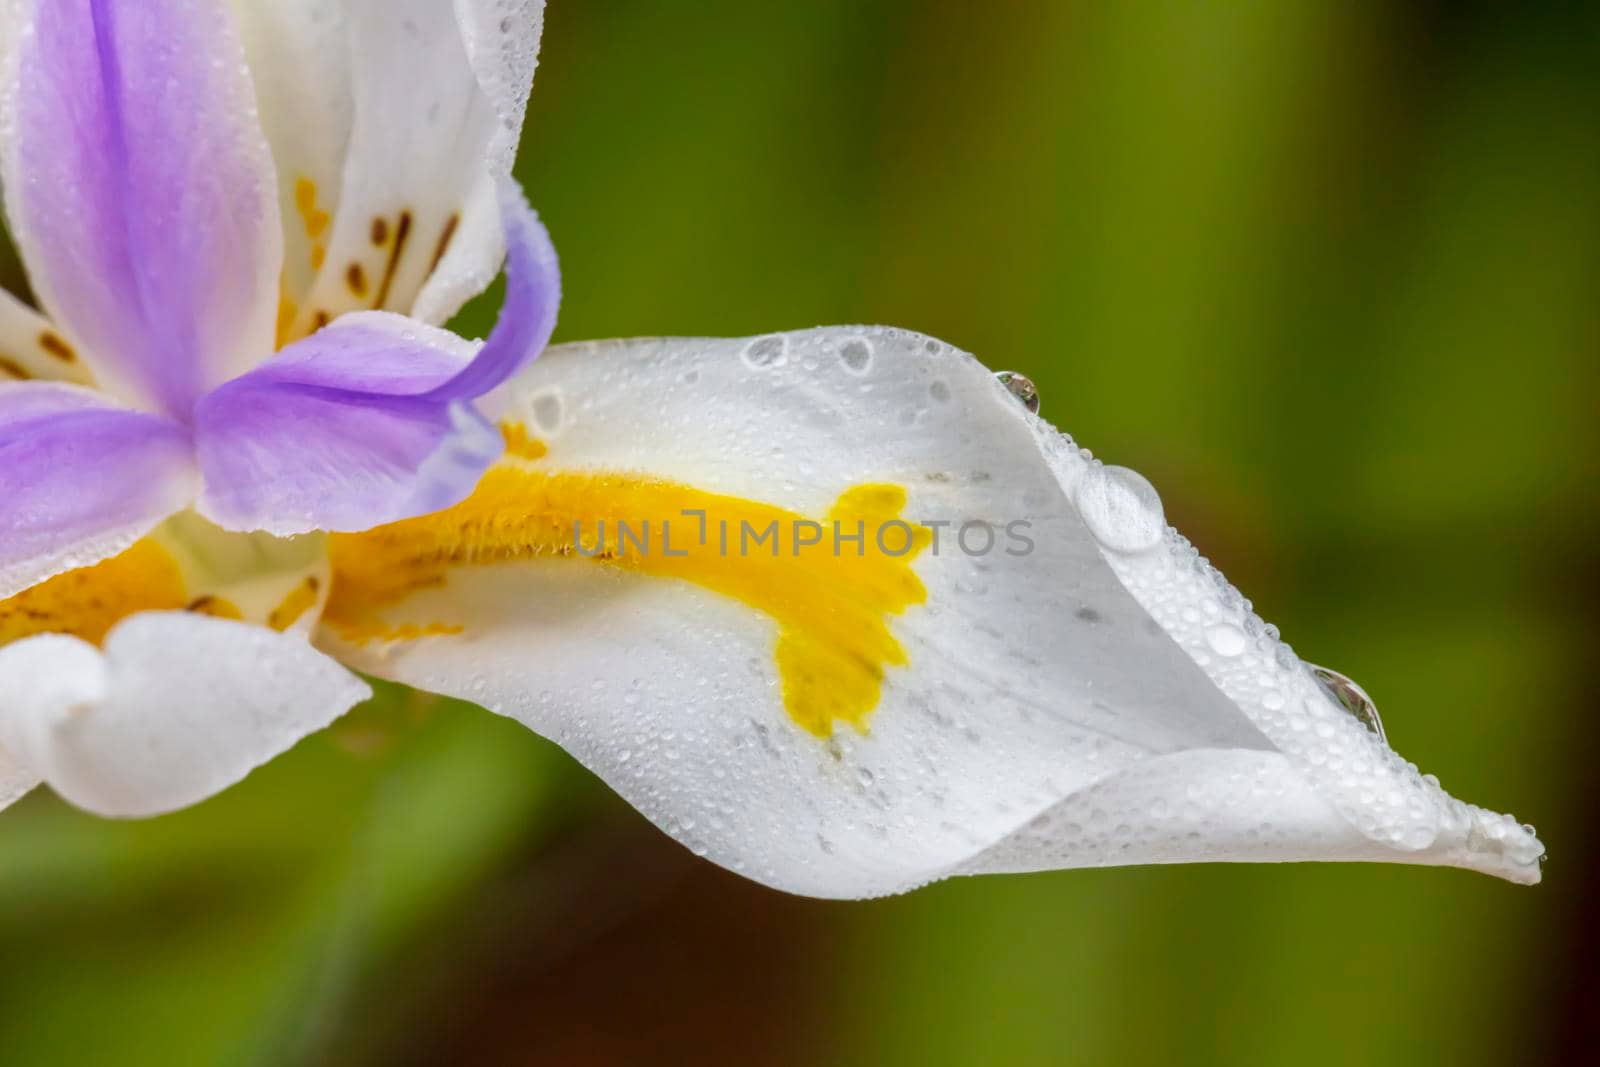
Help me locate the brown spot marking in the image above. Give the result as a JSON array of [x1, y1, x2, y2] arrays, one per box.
[[371, 209, 412, 309], [312, 310, 331, 331], [371, 216, 390, 246], [38, 331, 76, 363], [186, 595, 243, 621], [0, 356, 29, 380], [346, 262, 369, 298], [428, 212, 462, 276]]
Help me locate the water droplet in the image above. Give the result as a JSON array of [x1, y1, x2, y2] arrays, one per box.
[[530, 390, 563, 434], [1307, 664, 1387, 743], [994, 370, 1041, 413], [1073, 464, 1165, 554], [1205, 623, 1247, 657], [839, 339, 874, 375], [742, 335, 787, 369]]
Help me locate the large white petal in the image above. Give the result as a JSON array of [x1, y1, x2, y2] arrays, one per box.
[[236, 0, 546, 339], [321, 328, 1542, 896], [0, 612, 367, 817]]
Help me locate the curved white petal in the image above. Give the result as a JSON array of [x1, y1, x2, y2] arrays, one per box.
[[321, 328, 1542, 896], [237, 0, 546, 338], [0, 612, 367, 817], [959, 749, 1483, 878]]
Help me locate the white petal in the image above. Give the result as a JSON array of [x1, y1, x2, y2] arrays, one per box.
[[959, 749, 1497, 879], [413, 0, 547, 326], [0, 612, 367, 817], [321, 328, 1541, 896], [238, 0, 546, 339], [0, 741, 36, 811], [231, 0, 354, 317]]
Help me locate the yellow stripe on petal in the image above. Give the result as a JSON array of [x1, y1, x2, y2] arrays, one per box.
[[327, 435, 932, 737], [1, 518, 333, 648], [0, 540, 187, 646], [268, 576, 320, 632]]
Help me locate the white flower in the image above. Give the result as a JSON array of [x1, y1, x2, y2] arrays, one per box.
[[0, 1, 1542, 897]]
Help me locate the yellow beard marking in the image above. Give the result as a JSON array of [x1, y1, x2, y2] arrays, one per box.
[[326, 435, 932, 737], [0, 541, 187, 647]]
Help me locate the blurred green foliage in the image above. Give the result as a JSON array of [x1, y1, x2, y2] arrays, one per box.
[[2, 2, 1596, 1064]]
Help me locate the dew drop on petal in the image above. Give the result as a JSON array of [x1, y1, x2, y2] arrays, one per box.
[[530, 390, 563, 434], [1073, 463, 1165, 554], [994, 370, 1041, 413], [1307, 663, 1387, 743], [1205, 623, 1248, 657], [742, 335, 788, 369], [838, 339, 874, 375]]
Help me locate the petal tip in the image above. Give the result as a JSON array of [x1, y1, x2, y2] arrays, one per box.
[[1436, 804, 1545, 886]]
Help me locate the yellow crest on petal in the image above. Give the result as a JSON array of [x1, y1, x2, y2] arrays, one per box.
[[327, 425, 932, 737]]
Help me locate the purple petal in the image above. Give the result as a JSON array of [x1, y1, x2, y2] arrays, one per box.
[[192, 191, 559, 535], [0, 383, 195, 598], [1, 0, 282, 417], [423, 183, 560, 401]]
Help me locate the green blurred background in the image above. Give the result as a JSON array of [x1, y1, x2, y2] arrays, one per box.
[[2, 2, 1596, 1063]]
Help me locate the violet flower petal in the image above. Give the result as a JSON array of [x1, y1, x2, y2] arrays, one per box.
[[1, 0, 282, 416]]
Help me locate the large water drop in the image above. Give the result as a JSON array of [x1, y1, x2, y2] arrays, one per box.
[[1073, 464, 1165, 554], [994, 370, 1041, 413], [1307, 664, 1387, 743]]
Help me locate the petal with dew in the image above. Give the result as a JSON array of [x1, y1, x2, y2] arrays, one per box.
[[0, 612, 367, 817], [241, 0, 547, 341], [0, 382, 195, 600], [194, 193, 558, 535], [319, 328, 1543, 897], [0, 0, 283, 415]]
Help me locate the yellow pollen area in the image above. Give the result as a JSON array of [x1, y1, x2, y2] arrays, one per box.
[[326, 438, 932, 737], [275, 292, 298, 349], [500, 422, 549, 461], [294, 177, 330, 272], [0, 540, 187, 647]]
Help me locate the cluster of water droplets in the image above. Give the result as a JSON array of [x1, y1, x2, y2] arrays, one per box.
[[1030, 423, 1542, 874], [463, 0, 545, 173]]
